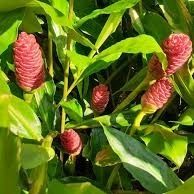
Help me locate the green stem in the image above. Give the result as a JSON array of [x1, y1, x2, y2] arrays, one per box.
[[60, 0, 74, 133], [139, 0, 143, 16], [113, 77, 149, 113], [48, 31, 54, 77], [130, 110, 146, 136]]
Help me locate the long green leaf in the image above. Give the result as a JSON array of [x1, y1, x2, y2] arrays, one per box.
[[68, 34, 166, 86], [76, 0, 140, 27], [102, 125, 182, 194]]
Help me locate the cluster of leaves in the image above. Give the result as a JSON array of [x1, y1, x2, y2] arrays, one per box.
[[1, 0, 194, 194]]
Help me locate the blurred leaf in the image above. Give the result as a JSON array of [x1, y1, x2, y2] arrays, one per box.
[[102, 125, 182, 194], [142, 12, 171, 44], [164, 176, 194, 194], [9, 95, 42, 141], [173, 65, 194, 107], [0, 0, 33, 12], [65, 105, 141, 129], [0, 8, 24, 54], [0, 94, 21, 194], [95, 146, 121, 167], [158, 0, 192, 34], [20, 8, 42, 33], [61, 98, 83, 122], [177, 107, 194, 126], [48, 179, 106, 194], [76, 0, 140, 27], [21, 143, 55, 169], [141, 124, 188, 167]]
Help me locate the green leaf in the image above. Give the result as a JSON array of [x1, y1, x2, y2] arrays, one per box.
[[61, 98, 83, 122], [177, 107, 194, 126], [164, 176, 194, 194], [69, 28, 96, 50], [102, 125, 181, 194], [158, 0, 192, 34], [68, 34, 166, 85], [65, 105, 141, 129], [0, 94, 21, 194], [20, 8, 42, 33], [30, 0, 69, 27], [48, 179, 106, 194], [21, 143, 54, 169], [173, 65, 194, 107], [89, 11, 125, 57], [9, 95, 42, 141], [141, 124, 188, 167], [76, 0, 140, 27], [0, 8, 24, 54], [0, 72, 11, 95], [129, 8, 144, 34], [142, 12, 171, 44], [0, 0, 33, 12], [50, 0, 68, 15], [31, 80, 56, 133]]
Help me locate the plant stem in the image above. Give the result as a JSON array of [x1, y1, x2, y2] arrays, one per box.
[[48, 31, 54, 77], [60, 0, 74, 133], [130, 110, 146, 135], [113, 77, 149, 113]]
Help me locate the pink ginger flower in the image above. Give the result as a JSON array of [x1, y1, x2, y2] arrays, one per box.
[[60, 129, 82, 156], [141, 78, 173, 114], [163, 33, 192, 75], [91, 84, 110, 113], [148, 55, 165, 79], [13, 32, 44, 92]]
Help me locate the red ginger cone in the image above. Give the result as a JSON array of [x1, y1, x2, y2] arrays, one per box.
[[141, 78, 173, 114], [162, 33, 192, 75], [13, 32, 44, 92], [60, 129, 82, 156], [91, 84, 110, 114], [148, 55, 165, 80]]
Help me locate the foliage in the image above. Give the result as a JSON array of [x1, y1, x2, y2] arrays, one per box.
[[1, 0, 194, 194]]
